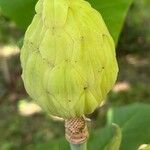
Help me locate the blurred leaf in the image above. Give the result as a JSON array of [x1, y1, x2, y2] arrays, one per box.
[[107, 103, 150, 150], [89, 124, 122, 150], [28, 138, 69, 150], [87, 0, 133, 43], [0, 0, 133, 43], [0, 0, 37, 30], [104, 124, 122, 150]]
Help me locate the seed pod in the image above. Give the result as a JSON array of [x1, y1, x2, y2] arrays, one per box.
[[20, 0, 118, 119]]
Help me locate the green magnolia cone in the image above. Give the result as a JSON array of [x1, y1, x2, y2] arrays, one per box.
[[20, 0, 118, 118]]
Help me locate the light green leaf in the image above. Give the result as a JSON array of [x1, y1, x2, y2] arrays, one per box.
[[107, 103, 150, 150], [104, 124, 122, 150], [87, 124, 122, 150]]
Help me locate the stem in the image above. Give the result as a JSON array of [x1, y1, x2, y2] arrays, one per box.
[[70, 142, 87, 150], [65, 117, 89, 150]]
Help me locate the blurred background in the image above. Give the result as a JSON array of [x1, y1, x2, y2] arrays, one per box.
[[0, 0, 150, 149]]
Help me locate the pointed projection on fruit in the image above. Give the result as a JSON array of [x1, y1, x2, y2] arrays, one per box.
[[20, 0, 118, 119]]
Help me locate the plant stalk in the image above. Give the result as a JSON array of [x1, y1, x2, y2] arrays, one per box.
[[70, 142, 87, 150], [65, 117, 89, 150]]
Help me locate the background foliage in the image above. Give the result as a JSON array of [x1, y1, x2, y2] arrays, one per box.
[[0, 0, 133, 43]]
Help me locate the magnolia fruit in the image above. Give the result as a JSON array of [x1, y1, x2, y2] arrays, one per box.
[[20, 0, 118, 119]]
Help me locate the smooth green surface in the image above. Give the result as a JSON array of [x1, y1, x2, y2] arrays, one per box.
[[70, 142, 87, 150], [88, 123, 122, 150], [107, 103, 150, 150], [0, 0, 133, 43], [0, 0, 37, 29], [28, 138, 70, 150], [104, 124, 122, 150]]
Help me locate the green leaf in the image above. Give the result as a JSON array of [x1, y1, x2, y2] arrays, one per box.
[[0, 0, 133, 43], [28, 138, 70, 150], [0, 0, 37, 30], [88, 124, 121, 150], [107, 103, 150, 150], [87, 0, 133, 43], [104, 124, 122, 150]]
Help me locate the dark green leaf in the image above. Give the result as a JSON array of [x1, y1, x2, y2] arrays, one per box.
[[107, 103, 150, 150], [104, 124, 122, 150], [28, 138, 70, 150], [88, 124, 122, 150], [0, 0, 37, 30], [0, 0, 133, 43]]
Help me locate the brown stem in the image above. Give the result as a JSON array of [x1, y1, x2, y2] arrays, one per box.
[[65, 116, 89, 145]]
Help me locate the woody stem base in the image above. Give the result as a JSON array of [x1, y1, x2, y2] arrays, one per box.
[[65, 117, 88, 150]]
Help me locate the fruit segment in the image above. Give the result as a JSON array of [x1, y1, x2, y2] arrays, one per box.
[[20, 0, 118, 119]]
